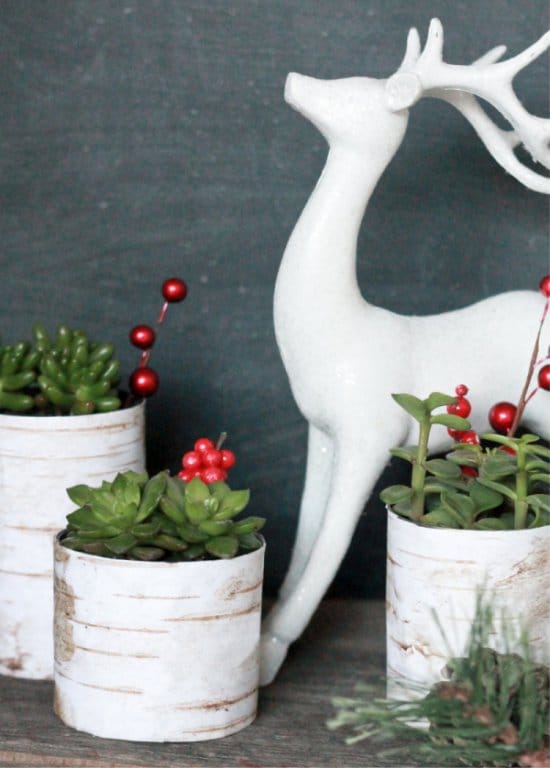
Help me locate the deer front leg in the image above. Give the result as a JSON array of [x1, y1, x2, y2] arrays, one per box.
[[260, 438, 390, 685], [278, 423, 334, 600]]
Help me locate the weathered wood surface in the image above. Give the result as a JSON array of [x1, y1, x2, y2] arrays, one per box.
[[0, 599, 422, 767]]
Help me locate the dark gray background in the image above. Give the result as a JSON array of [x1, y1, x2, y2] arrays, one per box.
[[2, 1, 548, 597]]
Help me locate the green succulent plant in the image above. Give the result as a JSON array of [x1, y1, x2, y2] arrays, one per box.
[[380, 392, 550, 530], [0, 341, 40, 412], [62, 470, 265, 561], [0, 324, 123, 415], [33, 323, 121, 414]]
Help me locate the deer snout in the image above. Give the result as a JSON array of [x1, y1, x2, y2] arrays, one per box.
[[284, 72, 306, 109]]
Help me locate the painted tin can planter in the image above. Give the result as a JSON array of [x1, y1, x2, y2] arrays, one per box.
[[53, 536, 265, 742], [0, 401, 145, 679], [386, 509, 549, 698]]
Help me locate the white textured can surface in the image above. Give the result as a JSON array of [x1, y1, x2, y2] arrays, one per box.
[[53, 537, 265, 742], [386, 509, 549, 698], [0, 402, 145, 679]]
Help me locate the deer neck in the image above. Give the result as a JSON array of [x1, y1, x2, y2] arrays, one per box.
[[274, 142, 392, 333]]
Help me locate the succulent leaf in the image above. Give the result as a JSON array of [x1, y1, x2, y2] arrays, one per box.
[[185, 477, 210, 503], [391, 393, 427, 422], [136, 473, 168, 522], [424, 392, 457, 411], [424, 459, 462, 480], [430, 413, 471, 430], [205, 535, 239, 559], [238, 532, 264, 551], [66, 484, 93, 506], [214, 489, 251, 519], [231, 516, 265, 535], [104, 532, 138, 555]]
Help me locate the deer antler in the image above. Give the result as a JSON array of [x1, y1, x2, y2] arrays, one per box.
[[386, 19, 550, 193]]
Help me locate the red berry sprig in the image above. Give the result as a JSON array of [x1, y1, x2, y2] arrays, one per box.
[[128, 278, 188, 398], [178, 433, 237, 484], [446, 385, 476, 442], [488, 274, 549, 436]]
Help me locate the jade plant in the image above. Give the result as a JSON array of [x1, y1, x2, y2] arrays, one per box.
[[62, 469, 265, 561], [379, 389, 550, 530], [0, 341, 40, 412], [34, 323, 122, 414], [380, 276, 550, 530], [0, 277, 187, 415]]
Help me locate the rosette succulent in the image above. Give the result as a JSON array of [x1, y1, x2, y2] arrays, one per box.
[[62, 470, 265, 561]]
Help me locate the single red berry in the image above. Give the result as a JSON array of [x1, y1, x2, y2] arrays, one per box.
[[459, 430, 480, 445], [129, 324, 156, 350], [455, 384, 469, 397], [488, 402, 517, 434], [129, 367, 159, 397], [499, 445, 517, 456], [182, 451, 202, 471], [178, 469, 195, 482], [203, 449, 222, 467], [447, 427, 466, 443], [220, 449, 236, 470], [447, 396, 471, 419], [162, 278, 188, 303], [461, 466, 478, 478], [539, 275, 550, 298], [201, 466, 227, 484], [537, 363, 550, 391], [194, 437, 215, 455]]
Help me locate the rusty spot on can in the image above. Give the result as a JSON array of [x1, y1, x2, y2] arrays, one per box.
[[1, 655, 23, 671]]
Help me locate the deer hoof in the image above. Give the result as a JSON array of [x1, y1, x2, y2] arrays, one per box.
[[259, 631, 289, 686]]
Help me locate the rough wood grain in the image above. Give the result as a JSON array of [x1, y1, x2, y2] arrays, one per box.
[[0, 600, 423, 767]]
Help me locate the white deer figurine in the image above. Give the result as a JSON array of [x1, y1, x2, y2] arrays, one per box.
[[261, 19, 550, 685]]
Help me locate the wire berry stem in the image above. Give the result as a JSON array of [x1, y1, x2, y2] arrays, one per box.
[[128, 277, 187, 399]]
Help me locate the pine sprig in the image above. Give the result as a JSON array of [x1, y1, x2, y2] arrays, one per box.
[[328, 597, 549, 766]]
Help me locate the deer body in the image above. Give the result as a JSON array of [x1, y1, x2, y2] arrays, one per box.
[[260, 22, 550, 686]]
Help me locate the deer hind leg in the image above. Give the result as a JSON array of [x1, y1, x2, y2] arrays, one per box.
[[278, 423, 334, 600], [260, 434, 390, 685]]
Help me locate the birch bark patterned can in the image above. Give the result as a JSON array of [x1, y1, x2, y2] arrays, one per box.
[[0, 401, 145, 679], [386, 509, 550, 699], [53, 535, 265, 742]]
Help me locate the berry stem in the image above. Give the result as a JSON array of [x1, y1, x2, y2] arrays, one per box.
[[508, 297, 549, 437], [216, 432, 227, 450], [139, 301, 170, 368], [513, 443, 529, 530]]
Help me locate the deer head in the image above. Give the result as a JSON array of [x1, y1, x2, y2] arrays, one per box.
[[285, 73, 409, 160], [385, 18, 550, 194]]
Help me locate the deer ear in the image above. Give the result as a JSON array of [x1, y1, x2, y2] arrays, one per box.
[[385, 72, 422, 112]]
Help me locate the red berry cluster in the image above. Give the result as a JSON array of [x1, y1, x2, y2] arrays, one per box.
[[128, 278, 188, 398], [178, 436, 236, 484]]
